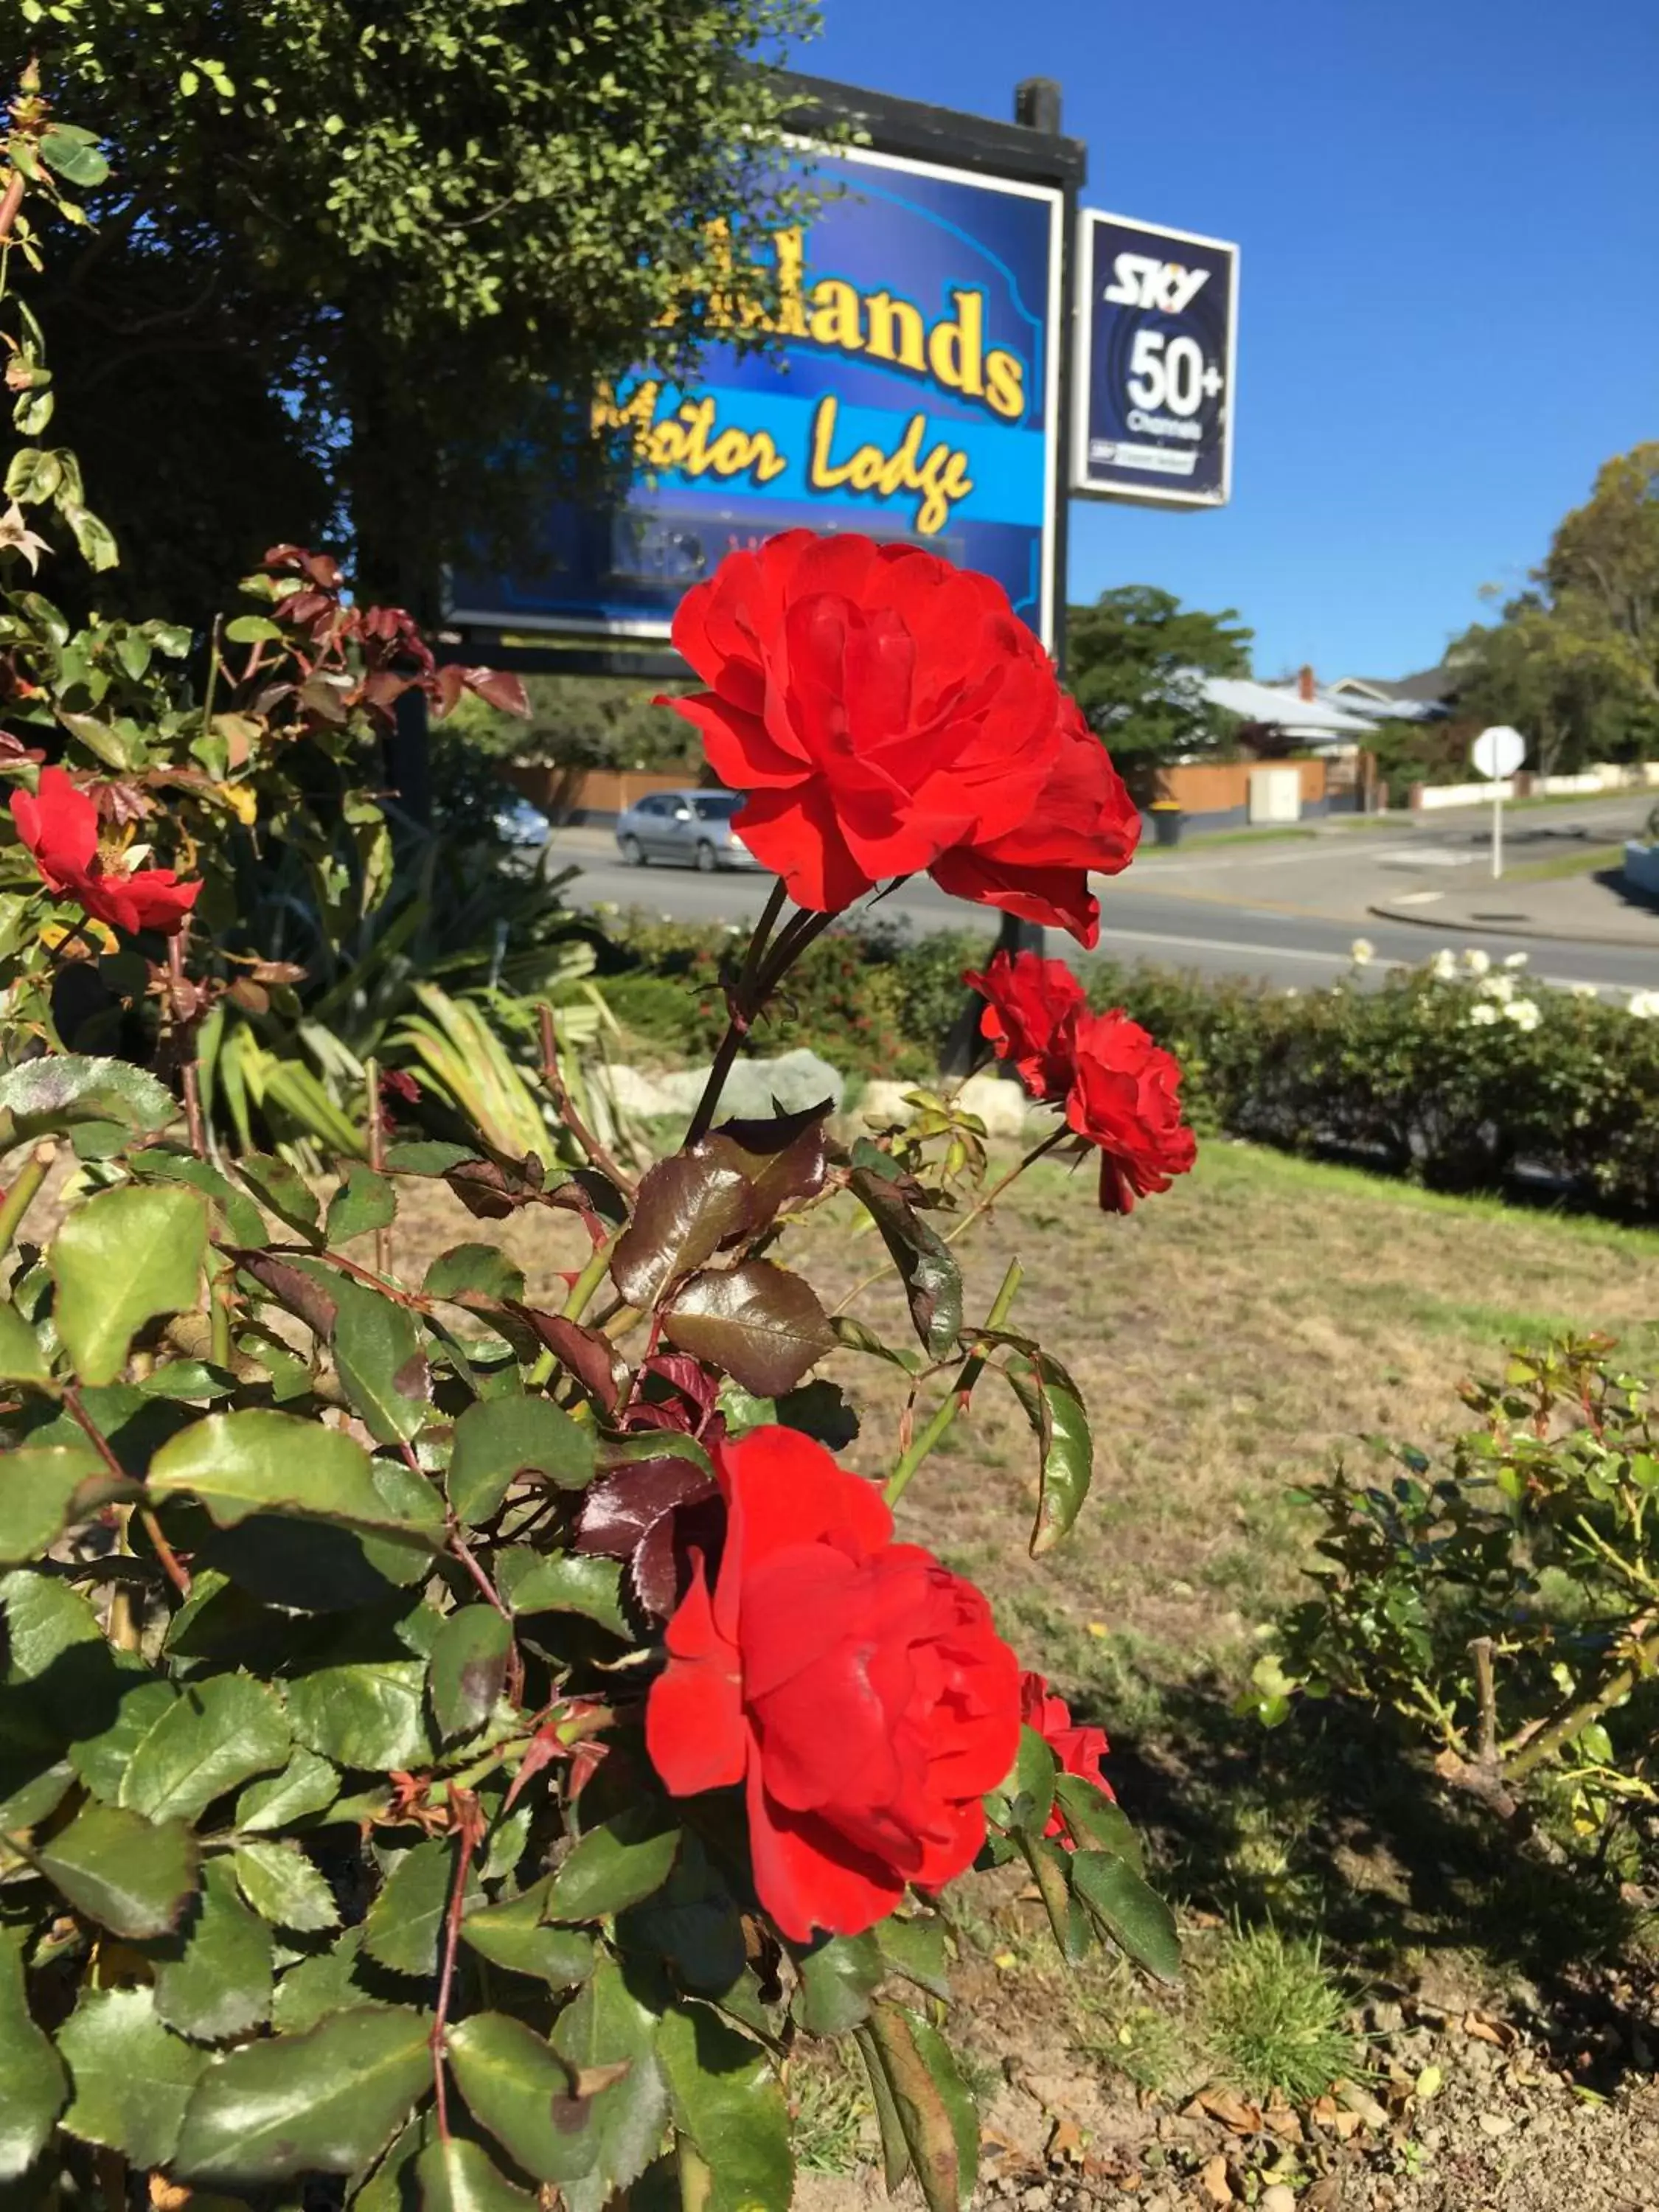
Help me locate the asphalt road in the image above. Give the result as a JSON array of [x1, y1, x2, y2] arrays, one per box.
[[546, 836, 1658, 997]]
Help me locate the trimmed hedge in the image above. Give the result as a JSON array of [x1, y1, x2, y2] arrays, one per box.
[[597, 916, 1659, 1220]]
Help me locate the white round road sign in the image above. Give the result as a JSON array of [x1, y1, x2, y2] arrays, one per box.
[[1471, 726, 1526, 779]]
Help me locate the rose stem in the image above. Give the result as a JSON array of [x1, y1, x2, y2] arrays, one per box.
[[884, 1257, 1023, 1508], [683, 876, 790, 1144]]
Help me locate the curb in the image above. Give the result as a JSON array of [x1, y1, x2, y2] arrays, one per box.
[[1368, 900, 1659, 950]]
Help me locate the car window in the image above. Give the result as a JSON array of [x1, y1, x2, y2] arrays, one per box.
[[634, 796, 664, 815], [693, 794, 742, 821]]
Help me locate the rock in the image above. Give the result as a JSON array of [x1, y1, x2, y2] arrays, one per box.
[[606, 1050, 844, 1124], [1259, 2188, 1297, 2212], [856, 1071, 1062, 1142], [1477, 2110, 1517, 2137]]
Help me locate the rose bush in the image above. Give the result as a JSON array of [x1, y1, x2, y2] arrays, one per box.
[[0, 82, 1186, 2212]]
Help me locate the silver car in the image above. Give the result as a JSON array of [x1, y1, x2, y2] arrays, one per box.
[[614, 789, 761, 872]]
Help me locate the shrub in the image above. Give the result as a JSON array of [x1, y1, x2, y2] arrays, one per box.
[[1253, 1333, 1659, 1876]]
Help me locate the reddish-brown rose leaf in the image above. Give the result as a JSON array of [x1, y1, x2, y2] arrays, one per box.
[[574, 1455, 722, 1618], [516, 1312, 629, 1413], [609, 1141, 757, 1310], [714, 1102, 832, 1228], [660, 1260, 834, 1398]]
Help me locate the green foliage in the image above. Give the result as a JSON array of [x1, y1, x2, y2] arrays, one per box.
[[1451, 442, 1659, 771], [1066, 584, 1253, 801], [1257, 1334, 1659, 1868], [25, 0, 825, 619], [1200, 1927, 1359, 2104]]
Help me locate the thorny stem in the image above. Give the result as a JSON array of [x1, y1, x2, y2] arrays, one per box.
[[168, 933, 206, 1158], [364, 1055, 391, 1279], [430, 1790, 484, 2146], [684, 877, 789, 1144], [885, 1258, 1023, 1508], [1506, 1624, 1659, 1784], [0, 1141, 54, 1252], [834, 1125, 1072, 1318], [526, 1225, 622, 1389], [538, 1001, 634, 1194], [64, 1385, 192, 1601]]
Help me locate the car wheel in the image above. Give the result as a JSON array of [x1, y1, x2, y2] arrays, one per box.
[[695, 841, 717, 873], [620, 835, 647, 867]]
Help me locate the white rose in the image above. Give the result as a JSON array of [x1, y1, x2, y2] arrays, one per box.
[[1628, 991, 1659, 1020], [1502, 950, 1529, 970], [1462, 947, 1492, 977], [1429, 949, 1459, 982], [1568, 982, 1600, 1001], [1481, 972, 1516, 1002], [1469, 1001, 1500, 1026], [1349, 937, 1375, 967], [1503, 998, 1541, 1031]]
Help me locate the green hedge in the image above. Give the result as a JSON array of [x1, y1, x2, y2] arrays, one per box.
[[597, 916, 1659, 1220]]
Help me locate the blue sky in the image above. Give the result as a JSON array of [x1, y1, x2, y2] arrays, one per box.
[[805, 0, 1659, 681]]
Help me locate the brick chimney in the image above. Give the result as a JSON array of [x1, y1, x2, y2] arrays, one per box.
[[1298, 664, 1315, 701]]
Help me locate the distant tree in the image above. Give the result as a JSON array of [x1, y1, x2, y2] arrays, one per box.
[[1066, 585, 1253, 801], [1452, 444, 1659, 772], [27, 1, 821, 624]]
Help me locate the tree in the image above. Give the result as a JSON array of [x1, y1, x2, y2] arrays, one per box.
[[26, 0, 821, 622], [1451, 444, 1659, 773], [1065, 585, 1253, 801]]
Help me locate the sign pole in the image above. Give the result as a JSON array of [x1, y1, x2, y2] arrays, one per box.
[[1470, 726, 1525, 875], [1492, 781, 1503, 880]]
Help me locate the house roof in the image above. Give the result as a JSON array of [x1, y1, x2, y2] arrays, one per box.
[[1199, 675, 1381, 741], [1331, 664, 1458, 707]]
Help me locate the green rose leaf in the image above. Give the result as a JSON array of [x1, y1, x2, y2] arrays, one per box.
[[1070, 1849, 1181, 1985], [54, 1986, 204, 2168], [235, 1747, 341, 1833], [460, 1885, 596, 1989], [172, 2005, 431, 2184], [39, 122, 111, 188], [49, 1183, 208, 1385], [0, 1054, 175, 1141], [660, 1259, 834, 1397], [271, 1927, 385, 2035], [861, 2002, 978, 2212], [549, 1952, 669, 2212], [493, 1549, 628, 1636], [656, 2000, 792, 2212], [445, 2011, 589, 2185], [119, 1670, 290, 1823], [0, 1925, 66, 2181], [790, 1933, 883, 2036], [424, 1243, 526, 1304], [131, 1148, 268, 1247], [1052, 1775, 1144, 1871], [428, 1606, 512, 1742], [147, 1408, 438, 1548], [235, 1150, 320, 1235], [415, 2132, 536, 2212], [34, 1799, 199, 1938], [234, 1839, 341, 1931], [151, 1857, 274, 2040], [0, 1298, 50, 1383], [329, 1274, 431, 1444], [546, 1812, 680, 1923], [847, 1165, 962, 1359], [364, 1837, 453, 1978], [609, 1141, 757, 1310], [287, 1657, 433, 1771], [0, 1442, 133, 1565], [1004, 1350, 1093, 1557], [326, 1166, 397, 1243], [872, 1913, 952, 2001], [448, 1394, 595, 1526]]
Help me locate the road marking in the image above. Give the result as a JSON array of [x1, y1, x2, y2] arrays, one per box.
[[1093, 922, 1613, 995]]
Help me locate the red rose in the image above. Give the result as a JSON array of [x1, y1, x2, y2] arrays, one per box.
[[1066, 1007, 1197, 1213], [1019, 1669, 1112, 1843], [931, 699, 1140, 947], [963, 947, 1085, 1099], [10, 768, 200, 937], [644, 1425, 1021, 1941], [972, 953, 1196, 1213], [664, 532, 1068, 912]]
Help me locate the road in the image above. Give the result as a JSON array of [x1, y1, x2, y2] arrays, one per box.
[[542, 801, 1659, 998]]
